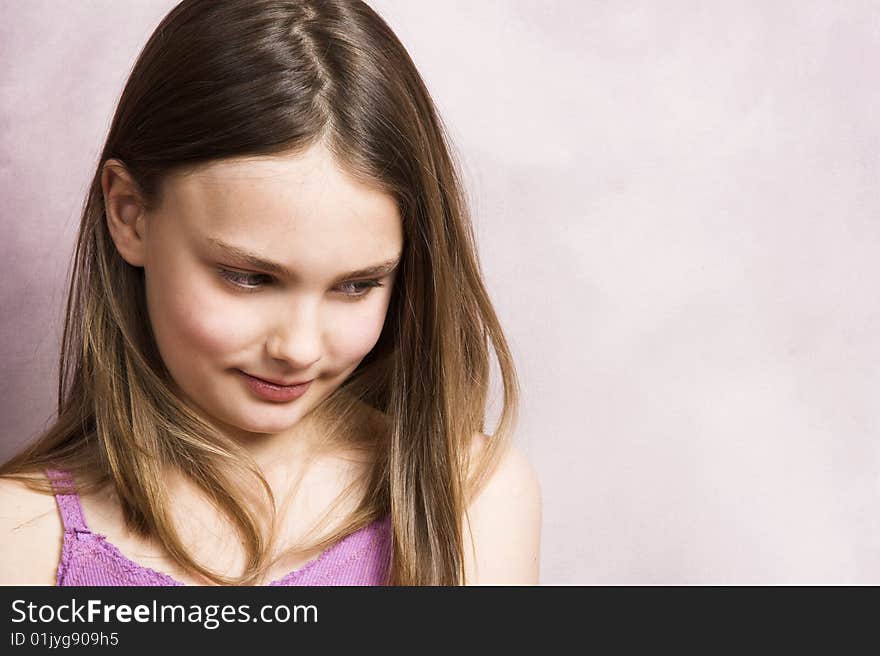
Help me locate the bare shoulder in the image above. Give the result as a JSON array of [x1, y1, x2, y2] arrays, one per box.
[[0, 475, 63, 585], [462, 433, 542, 585]]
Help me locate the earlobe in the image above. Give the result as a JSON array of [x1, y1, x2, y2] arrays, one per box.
[[102, 159, 148, 268]]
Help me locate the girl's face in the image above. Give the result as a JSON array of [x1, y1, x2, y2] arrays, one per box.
[[139, 143, 403, 440]]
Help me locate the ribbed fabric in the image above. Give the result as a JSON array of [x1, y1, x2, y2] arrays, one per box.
[[46, 469, 392, 586]]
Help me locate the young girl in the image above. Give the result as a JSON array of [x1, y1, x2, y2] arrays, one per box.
[[0, 0, 540, 586]]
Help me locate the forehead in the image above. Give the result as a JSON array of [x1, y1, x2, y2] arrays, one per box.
[[158, 145, 402, 255]]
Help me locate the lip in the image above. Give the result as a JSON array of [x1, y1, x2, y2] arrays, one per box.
[[237, 370, 313, 403], [242, 371, 312, 387]]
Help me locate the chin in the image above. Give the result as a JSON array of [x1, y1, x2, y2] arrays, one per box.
[[232, 410, 307, 435]]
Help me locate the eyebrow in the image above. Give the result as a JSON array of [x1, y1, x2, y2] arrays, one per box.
[[206, 237, 402, 280]]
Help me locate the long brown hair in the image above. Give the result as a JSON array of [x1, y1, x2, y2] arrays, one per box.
[[1, 0, 518, 585]]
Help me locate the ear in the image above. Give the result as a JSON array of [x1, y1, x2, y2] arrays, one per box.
[[102, 159, 148, 267]]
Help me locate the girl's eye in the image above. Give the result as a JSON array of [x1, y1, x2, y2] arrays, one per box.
[[218, 268, 270, 289], [218, 268, 383, 299], [337, 279, 384, 299]]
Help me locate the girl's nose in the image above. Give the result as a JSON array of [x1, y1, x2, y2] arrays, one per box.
[[265, 301, 322, 370]]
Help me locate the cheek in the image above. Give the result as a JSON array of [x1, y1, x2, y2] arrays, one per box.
[[326, 299, 390, 361], [146, 272, 256, 363]]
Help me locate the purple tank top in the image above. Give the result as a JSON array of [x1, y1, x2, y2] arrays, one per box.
[[47, 469, 392, 586]]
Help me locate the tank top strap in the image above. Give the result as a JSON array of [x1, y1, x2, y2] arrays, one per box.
[[46, 468, 89, 533]]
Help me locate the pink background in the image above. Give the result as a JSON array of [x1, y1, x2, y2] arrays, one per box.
[[2, 1, 879, 583]]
